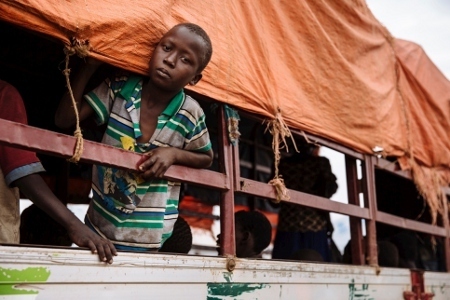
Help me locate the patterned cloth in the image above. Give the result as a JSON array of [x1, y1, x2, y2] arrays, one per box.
[[84, 73, 211, 250], [272, 152, 337, 261], [277, 154, 337, 232], [0, 80, 45, 243]]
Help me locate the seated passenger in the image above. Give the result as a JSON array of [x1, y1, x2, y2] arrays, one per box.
[[342, 238, 399, 268], [217, 210, 273, 258], [159, 216, 192, 254]]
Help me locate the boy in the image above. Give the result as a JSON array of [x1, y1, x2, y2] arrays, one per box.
[[217, 210, 273, 258], [0, 79, 117, 263], [55, 23, 213, 251]]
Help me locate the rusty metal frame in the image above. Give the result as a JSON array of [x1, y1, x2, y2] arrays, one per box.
[[0, 118, 228, 190], [345, 156, 365, 265], [1, 105, 449, 270], [361, 155, 379, 267], [217, 106, 236, 257]]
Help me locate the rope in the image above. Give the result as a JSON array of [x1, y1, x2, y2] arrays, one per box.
[[62, 38, 90, 163], [265, 108, 297, 203], [383, 32, 446, 226]]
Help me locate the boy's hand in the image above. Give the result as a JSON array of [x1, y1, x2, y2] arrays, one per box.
[[67, 223, 117, 264], [137, 147, 178, 180]]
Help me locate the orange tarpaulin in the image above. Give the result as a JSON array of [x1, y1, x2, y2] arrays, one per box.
[[1, 1, 449, 183]]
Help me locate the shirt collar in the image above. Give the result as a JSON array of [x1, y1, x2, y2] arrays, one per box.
[[117, 75, 142, 102], [160, 89, 185, 118]]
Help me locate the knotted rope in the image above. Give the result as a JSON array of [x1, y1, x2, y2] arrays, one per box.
[[265, 108, 298, 203], [383, 31, 446, 228], [62, 38, 90, 163]]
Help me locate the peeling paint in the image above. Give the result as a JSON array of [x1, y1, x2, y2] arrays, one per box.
[[348, 279, 375, 300], [207, 283, 268, 299], [0, 267, 50, 295], [440, 283, 446, 294], [223, 272, 233, 283]]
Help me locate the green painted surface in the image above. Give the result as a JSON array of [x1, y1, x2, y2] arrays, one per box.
[[348, 279, 375, 300], [0, 267, 50, 295], [207, 282, 268, 300]]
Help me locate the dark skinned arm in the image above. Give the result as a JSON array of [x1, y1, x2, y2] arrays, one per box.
[[14, 173, 117, 263], [55, 59, 100, 129], [137, 147, 213, 180]]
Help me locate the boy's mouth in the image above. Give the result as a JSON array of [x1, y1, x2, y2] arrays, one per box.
[[156, 68, 170, 78]]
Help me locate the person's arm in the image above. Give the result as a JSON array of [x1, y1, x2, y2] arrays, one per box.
[[14, 173, 117, 263], [137, 147, 213, 180], [55, 58, 101, 129]]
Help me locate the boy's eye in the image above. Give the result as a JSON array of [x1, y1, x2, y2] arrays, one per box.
[[162, 45, 170, 51], [181, 57, 190, 64]]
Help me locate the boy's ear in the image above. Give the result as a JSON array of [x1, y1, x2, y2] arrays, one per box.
[[188, 74, 202, 86], [241, 231, 250, 243]]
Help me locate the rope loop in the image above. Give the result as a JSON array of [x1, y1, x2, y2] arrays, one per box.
[[264, 108, 297, 203], [62, 38, 90, 163]]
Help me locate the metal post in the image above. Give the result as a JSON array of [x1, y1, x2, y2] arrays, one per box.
[[362, 155, 378, 267], [218, 105, 236, 257], [345, 155, 365, 265]]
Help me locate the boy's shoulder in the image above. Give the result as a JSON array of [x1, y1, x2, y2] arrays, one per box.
[[181, 94, 205, 114], [106, 70, 145, 98], [109, 70, 141, 85]]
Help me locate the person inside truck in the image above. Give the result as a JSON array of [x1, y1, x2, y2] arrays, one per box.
[[0, 79, 117, 263], [55, 23, 214, 252], [217, 210, 273, 258], [158, 216, 192, 254], [271, 140, 338, 262]]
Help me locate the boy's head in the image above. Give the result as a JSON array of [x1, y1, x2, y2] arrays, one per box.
[[159, 216, 192, 254], [234, 210, 272, 258], [149, 23, 212, 92]]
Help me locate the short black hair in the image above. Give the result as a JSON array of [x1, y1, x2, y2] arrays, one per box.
[[174, 23, 213, 72], [159, 217, 192, 254], [235, 210, 272, 254]]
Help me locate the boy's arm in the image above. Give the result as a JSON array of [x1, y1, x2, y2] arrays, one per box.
[[55, 59, 100, 129], [137, 147, 213, 180], [15, 173, 117, 263]]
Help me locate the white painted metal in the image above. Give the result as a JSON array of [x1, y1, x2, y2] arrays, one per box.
[[425, 272, 450, 300], [0, 245, 448, 299]]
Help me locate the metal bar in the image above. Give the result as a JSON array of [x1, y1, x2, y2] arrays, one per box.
[[362, 155, 378, 266], [345, 156, 365, 265], [376, 211, 446, 236], [238, 178, 370, 219], [0, 118, 228, 190], [218, 105, 236, 257]]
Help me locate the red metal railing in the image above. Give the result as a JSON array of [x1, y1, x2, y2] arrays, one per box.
[[0, 104, 449, 271]]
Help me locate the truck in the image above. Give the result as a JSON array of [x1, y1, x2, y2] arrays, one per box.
[[1, 0, 449, 299]]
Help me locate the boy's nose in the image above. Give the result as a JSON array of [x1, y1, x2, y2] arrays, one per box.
[[163, 54, 176, 68]]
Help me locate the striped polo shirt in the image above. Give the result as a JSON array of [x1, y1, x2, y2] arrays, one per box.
[[83, 73, 211, 250]]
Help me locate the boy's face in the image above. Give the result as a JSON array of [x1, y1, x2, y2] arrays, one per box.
[[216, 221, 256, 258], [149, 26, 204, 92]]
